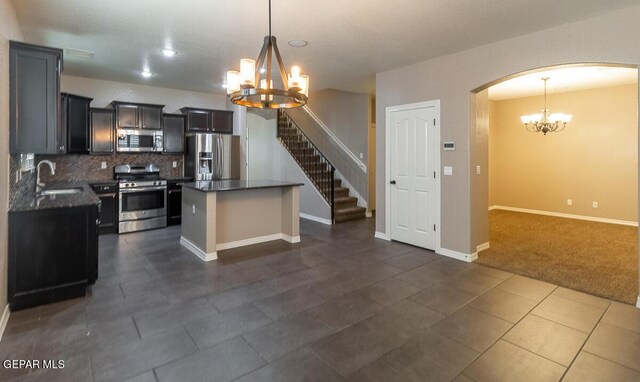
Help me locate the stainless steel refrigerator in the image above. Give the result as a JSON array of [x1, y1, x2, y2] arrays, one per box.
[[185, 134, 240, 181]]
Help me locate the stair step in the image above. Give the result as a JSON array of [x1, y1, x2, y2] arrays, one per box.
[[334, 206, 367, 223], [334, 196, 358, 207], [333, 187, 349, 197]]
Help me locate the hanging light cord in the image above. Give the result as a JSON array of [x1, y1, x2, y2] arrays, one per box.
[[543, 77, 548, 113], [268, 0, 272, 38]]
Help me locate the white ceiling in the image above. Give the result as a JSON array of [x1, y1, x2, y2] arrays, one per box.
[[12, 0, 640, 95], [488, 66, 638, 100]]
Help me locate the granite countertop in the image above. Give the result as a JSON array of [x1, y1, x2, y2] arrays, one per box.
[[9, 182, 100, 212], [167, 177, 193, 183], [88, 179, 119, 186], [182, 179, 304, 193]]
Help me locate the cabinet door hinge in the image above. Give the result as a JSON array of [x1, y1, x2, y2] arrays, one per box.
[[433, 171, 436, 179], [433, 224, 436, 231], [433, 118, 436, 126]]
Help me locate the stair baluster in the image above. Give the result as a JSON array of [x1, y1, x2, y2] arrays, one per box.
[[277, 110, 335, 223]]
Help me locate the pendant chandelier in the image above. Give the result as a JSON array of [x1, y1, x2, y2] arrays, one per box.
[[520, 77, 572, 135], [225, 0, 309, 109]]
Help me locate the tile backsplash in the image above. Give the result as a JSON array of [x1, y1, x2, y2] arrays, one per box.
[[9, 153, 184, 202], [36, 153, 184, 183]]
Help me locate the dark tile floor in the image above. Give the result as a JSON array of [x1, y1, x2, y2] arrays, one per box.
[[2, 218, 640, 381]]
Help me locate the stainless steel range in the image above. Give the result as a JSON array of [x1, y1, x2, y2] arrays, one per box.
[[114, 164, 167, 233]]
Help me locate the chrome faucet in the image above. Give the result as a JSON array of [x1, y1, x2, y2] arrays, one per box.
[[36, 160, 56, 193]]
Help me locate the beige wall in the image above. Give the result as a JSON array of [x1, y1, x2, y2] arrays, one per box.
[[0, 0, 22, 322], [61, 75, 228, 113], [489, 84, 638, 222], [306, 89, 370, 162], [246, 112, 332, 221], [376, 4, 640, 260], [471, 90, 490, 248]]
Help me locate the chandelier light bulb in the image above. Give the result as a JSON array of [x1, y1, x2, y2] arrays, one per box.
[[240, 59, 256, 87], [300, 75, 309, 97], [226, 71, 241, 94]]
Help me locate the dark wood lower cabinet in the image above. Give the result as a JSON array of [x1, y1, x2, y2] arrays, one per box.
[[167, 181, 183, 225], [8, 205, 99, 311], [91, 183, 118, 234]]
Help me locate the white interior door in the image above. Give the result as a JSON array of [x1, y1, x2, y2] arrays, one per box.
[[389, 105, 438, 249]]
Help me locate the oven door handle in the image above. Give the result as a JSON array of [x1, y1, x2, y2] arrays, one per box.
[[120, 186, 167, 193]]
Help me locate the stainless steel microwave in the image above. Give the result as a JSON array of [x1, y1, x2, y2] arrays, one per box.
[[116, 129, 163, 152]]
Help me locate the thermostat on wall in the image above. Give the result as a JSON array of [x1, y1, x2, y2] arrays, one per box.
[[443, 142, 455, 151]]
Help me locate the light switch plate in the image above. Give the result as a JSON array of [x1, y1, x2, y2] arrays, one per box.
[[476, 165, 481, 175], [192, 204, 196, 214], [173, 161, 178, 168], [567, 199, 572, 206], [443, 166, 453, 176], [101, 161, 107, 169], [359, 153, 363, 159]]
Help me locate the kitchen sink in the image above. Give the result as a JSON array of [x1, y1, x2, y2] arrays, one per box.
[[40, 187, 84, 196]]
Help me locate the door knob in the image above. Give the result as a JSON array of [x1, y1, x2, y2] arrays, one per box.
[[390, 180, 396, 185]]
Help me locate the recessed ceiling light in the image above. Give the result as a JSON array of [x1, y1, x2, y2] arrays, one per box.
[[161, 48, 178, 57], [288, 40, 308, 47], [140, 70, 153, 78]]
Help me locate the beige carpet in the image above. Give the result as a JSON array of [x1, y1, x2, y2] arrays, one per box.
[[478, 210, 638, 304]]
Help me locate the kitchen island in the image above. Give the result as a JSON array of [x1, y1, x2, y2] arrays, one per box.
[[180, 179, 303, 261]]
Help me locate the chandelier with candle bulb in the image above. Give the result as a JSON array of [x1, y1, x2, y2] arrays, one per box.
[[520, 77, 572, 135], [225, 0, 309, 109]]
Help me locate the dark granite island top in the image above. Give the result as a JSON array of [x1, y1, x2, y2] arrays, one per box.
[[182, 179, 304, 193], [9, 182, 100, 212]]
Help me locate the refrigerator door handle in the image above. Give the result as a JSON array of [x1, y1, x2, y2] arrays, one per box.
[[217, 136, 223, 179]]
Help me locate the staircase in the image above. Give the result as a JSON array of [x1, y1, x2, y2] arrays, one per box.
[[277, 110, 367, 223]]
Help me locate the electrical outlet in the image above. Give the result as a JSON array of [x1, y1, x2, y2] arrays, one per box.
[[567, 199, 572, 206], [593, 201, 598, 208], [443, 166, 453, 176], [476, 165, 481, 175], [173, 161, 178, 168], [192, 204, 196, 214], [359, 153, 363, 159], [101, 161, 107, 169]]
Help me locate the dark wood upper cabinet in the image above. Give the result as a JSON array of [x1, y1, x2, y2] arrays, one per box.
[[212, 110, 234, 134], [163, 114, 185, 153], [10, 41, 63, 154], [141, 106, 163, 130], [111, 102, 164, 130], [62, 93, 93, 154], [114, 103, 138, 129], [180, 107, 233, 134], [90, 108, 115, 154]]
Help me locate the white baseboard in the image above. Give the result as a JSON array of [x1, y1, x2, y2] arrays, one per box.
[[281, 234, 301, 244], [636, 296, 640, 309], [217, 233, 284, 251], [180, 236, 218, 261], [300, 213, 332, 225], [489, 205, 638, 227], [437, 247, 478, 263], [477, 242, 490, 252], [374, 231, 390, 241], [0, 304, 9, 342]]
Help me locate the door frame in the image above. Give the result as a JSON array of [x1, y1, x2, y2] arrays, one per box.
[[385, 100, 441, 254]]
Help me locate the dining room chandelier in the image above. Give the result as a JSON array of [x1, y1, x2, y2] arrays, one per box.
[[520, 77, 572, 135], [225, 0, 309, 109]]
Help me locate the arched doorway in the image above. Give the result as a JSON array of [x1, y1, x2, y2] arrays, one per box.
[[471, 63, 639, 305]]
